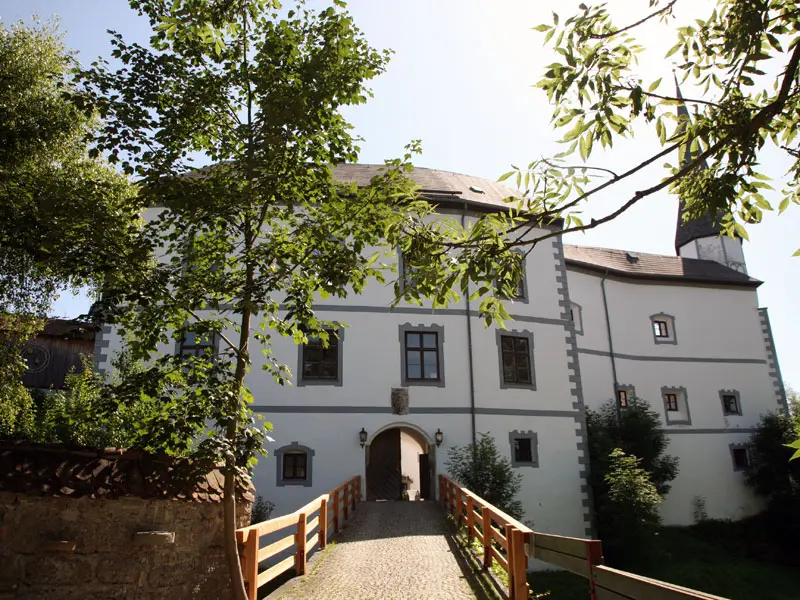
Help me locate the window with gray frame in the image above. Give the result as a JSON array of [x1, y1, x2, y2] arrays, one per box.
[[275, 442, 315, 487], [616, 384, 635, 408], [298, 328, 343, 386], [661, 386, 691, 425], [398, 248, 418, 293], [730, 444, 750, 471], [650, 313, 677, 344], [495, 330, 536, 390], [399, 324, 445, 387], [569, 302, 583, 335], [178, 331, 218, 359], [719, 390, 742, 416], [497, 251, 528, 302], [509, 431, 539, 468]]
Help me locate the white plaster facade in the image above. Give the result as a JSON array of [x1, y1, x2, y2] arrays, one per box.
[[94, 165, 786, 539]]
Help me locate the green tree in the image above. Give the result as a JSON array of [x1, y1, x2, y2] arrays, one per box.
[[587, 397, 679, 497], [0, 19, 143, 315], [746, 412, 800, 554], [445, 433, 524, 520], [746, 412, 800, 499], [77, 2, 518, 596], [0, 20, 144, 434], [483, 1, 800, 254], [586, 397, 678, 566], [599, 448, 663, 567]]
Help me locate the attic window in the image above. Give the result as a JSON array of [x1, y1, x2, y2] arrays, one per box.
[[469, 186, 485, 194], [625, 252, 639, 264]]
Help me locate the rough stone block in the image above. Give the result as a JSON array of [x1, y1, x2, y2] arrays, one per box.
[[96, 556, 144, 584], [146, 558, 198, 588], [23, 555, 94, 585]]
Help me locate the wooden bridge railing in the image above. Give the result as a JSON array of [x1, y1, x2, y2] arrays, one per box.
[[439, 475, 728, 600], [236, 475, 361, 600]]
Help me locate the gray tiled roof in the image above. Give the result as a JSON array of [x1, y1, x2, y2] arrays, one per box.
[[332, 164, 520, 209], [564, 244, 761, 287]]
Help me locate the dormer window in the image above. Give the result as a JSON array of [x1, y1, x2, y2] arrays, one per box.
[[650, 313, 677, 345]]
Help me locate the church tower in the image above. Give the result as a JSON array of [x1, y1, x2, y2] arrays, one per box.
[[673, 78, 747, 274]]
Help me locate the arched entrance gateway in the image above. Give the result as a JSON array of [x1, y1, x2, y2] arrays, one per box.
[[365, 423, 436, 501]]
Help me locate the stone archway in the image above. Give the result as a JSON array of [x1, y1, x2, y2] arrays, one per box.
[[365, 423, 436, 501]]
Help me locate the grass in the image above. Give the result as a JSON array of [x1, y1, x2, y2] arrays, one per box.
[[529, 527, 800, 600]]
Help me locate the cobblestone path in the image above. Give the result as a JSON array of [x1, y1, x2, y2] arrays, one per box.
[[267, 501, 479, 600]]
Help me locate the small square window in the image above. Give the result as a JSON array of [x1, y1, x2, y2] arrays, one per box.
[[731, 447, 749, 471], [653, 320, 669, 338], [651, 314, 677, 345], [514, 438, 533, 463], [665, 393, 678, 411], [722, 395, 739, 415], [282, 452, 307, 480]]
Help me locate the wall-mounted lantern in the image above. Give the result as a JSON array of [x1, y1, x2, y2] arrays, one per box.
[[435, 428, 444, 447], [359, 427, 368, 448]]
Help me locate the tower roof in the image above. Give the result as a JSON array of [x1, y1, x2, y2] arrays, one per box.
[[674, 74, 723, 253]]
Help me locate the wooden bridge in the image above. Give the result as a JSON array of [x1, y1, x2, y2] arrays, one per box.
[[236, 475, 728, 600]]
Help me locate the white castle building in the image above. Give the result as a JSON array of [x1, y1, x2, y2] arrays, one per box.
[[95, 163, 786, 539]]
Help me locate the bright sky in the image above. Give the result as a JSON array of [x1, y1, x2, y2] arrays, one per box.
[[5, 0, 799, 388]]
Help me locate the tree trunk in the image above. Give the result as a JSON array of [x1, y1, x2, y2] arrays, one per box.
[[223, 289, 254, 600]]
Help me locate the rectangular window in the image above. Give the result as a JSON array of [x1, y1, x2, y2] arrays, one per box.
[[665, 393, 679, 411], [501, 335, 532, 385], [302, 331, 339, 381], [179, 332, 216, 359], [617, 389, 628, 408], [722, 394, 739, 415], [405, 331, 440, 381], [282, 452, 307, 480], [513, 438, 533, 463], [400, 249, 418, 292], [732, 447, 749, 471], [653, 320, 669, 338]]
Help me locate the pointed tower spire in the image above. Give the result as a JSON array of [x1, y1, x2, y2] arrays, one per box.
[[673, 72, 725, 256]]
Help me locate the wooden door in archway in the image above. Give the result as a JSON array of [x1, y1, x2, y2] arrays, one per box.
[[366, 428, 402, 500]]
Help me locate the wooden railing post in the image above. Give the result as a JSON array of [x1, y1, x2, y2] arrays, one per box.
[[511, 527, 529, 600], [586, 539, 604, 600], [244, 532, 259, 600], [344, 484, 350, 520], [295, 513, 307, 576], [333, 489, 341, 533], [319, 498, 328, 550], [351, 479, 356, 511], [466, 496, 475, 543], [482, 507, 492, 570], [506, 524, 516, 599]]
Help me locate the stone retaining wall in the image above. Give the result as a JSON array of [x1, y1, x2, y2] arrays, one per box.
[[0, 492, 250, 600], [0, 444, 252, 600]]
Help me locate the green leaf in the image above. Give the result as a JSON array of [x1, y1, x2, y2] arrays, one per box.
[[648, 78, 662, 93], [533, 24, 551, 32], [498, 171, 515, 182], [793, 248, 800, 257], [786, 439, 800, 461]]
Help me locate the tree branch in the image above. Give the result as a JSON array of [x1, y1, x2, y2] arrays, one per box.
[[590, 0, 678, 39], [542, 158, 619, 179]]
